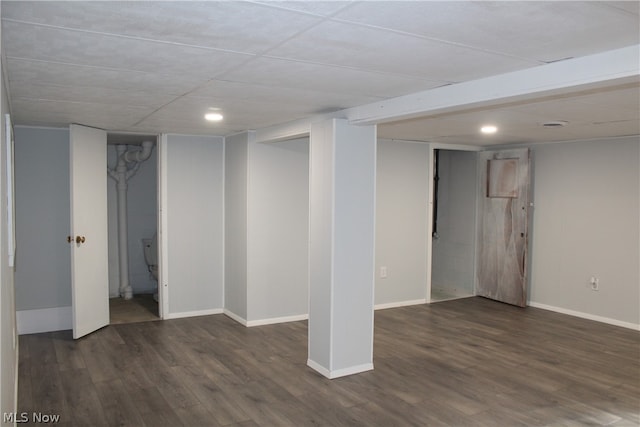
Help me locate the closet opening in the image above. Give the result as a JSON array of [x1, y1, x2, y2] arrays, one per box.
[[107, 133, 160, 324], [430, 149, 478, 303]]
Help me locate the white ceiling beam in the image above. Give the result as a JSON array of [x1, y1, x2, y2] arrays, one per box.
[[253, 119, 309, 143], [344, 45, 640, 126], [252, 111, 342, 143]]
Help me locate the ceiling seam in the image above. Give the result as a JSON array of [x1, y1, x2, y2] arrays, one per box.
[[327, 17, 545, 65], [6, 53, 451, 98], [5, 55, 165, 74], [12, 96, 154, 109], [1, 18, 259, 58], [131, 1, 361, 128], [212, 1, 358, 81]]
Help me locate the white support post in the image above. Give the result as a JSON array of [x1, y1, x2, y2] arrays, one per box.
[[307, 118, 377, 379]]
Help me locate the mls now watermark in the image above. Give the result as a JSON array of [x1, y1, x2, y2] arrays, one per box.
[[4, 412, 61, 423]]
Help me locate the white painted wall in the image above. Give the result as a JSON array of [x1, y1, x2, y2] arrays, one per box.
[[529, 137, 639, 327], [224, 132, 249, 320], [375, 139, 429, 307], [14, 127, 71, 310], [164, 134, 224, 315], [0, 38, 19, 418], [431, 150, 477, 298], [246, 138, 309, 323], [106, 144, 157, 297]]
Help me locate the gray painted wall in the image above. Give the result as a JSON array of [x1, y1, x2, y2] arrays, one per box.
[[10, 123, 638, 341], [224, 132, 249, 319], [247, 138, 309, 322], [107, 144, 157, 297], [431, 150, 477, 298], [14, 127, 71, 310], [164, 134, 224, 314], [529, 137, 639, 325], [375, 139, 429, 305]]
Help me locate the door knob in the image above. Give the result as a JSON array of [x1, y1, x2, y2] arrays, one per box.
[[76, 236, 86, 244], [67, 235, 73, 243]]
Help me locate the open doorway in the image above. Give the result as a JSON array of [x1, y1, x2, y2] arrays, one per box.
[[430, 149, 478, 302], [106, 133, 159, 324]]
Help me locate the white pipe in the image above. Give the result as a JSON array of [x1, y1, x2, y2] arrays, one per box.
[[107, 141, 154, 300], [115, 145, 131, 299], [124, 140, 154, 163]]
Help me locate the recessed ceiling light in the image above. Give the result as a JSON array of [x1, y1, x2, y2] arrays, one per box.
[[205, 112, 223, 122], [480, 125, 498, 134]]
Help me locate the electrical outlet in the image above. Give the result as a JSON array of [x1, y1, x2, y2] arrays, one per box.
[[380, 266, 387, 279], [590, 277, 599, 291]]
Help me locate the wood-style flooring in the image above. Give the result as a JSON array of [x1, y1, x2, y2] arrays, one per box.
[[109, 294, 159, 325], [18, 297, 640, 426], [430, 288, 473, 303]]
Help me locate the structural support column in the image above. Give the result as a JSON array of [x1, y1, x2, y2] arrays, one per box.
[[308, 118, 376, 379]]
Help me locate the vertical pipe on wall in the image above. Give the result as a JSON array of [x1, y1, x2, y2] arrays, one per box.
[[115, 145, 131, 299], [108, 141, 154, 300]]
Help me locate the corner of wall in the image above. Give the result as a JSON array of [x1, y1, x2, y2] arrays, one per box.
[[0, 41, 20, 420], [223, 308, 248, 326]]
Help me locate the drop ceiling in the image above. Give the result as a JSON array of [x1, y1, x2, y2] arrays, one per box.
[[2, 1, 639, 146]]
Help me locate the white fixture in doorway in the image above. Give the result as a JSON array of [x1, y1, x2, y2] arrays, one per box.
[[107, 141, 154, 300]]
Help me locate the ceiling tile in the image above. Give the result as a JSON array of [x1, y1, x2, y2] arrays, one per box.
[[139, 94, 315, 130], [10, 82, 176, 108], [600, 1, 640, 15], [2, 1, 638, 144], [568, 120, 640, 140], [569, 85, 640, 112], [194, 80, 383, 112], [378, 88, 640, 144], [6, 58, 207, 95], [12, 98, 153, 130], [2, 1, 324, 54], [128, 116, 239, 137], [252, 1, 354, 17], [266, 20, 539, 81], [3, 20, 251, 78], [221, 57, 446, 98], [506, 91, 640, 126], [333, 1, 640, 62]]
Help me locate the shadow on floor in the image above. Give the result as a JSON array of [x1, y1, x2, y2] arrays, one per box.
[[109, 293, 159, 325]]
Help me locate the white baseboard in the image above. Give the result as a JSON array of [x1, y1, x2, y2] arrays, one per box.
[[528, 301, 640, 331], [17, 306, 72, 335], [14, 340, 19, 416], [163, 308, 223, 320], [229, 299, 427, 328], [307, 359, 374, 379], [374, 299, 427, 310], [223, 309, 247, 326], [307, 359, 331, 378], [246, 314, 308, 327], [224, 310, 308, 327]]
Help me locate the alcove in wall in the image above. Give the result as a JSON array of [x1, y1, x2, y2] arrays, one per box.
[[430, 149, 477, 302], [107, 133, 159, 323]]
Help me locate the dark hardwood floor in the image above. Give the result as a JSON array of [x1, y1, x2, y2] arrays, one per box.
[[18, 297, 640, 426]]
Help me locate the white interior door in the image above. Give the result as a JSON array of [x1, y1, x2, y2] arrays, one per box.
[[69, 124, 109, 338]]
